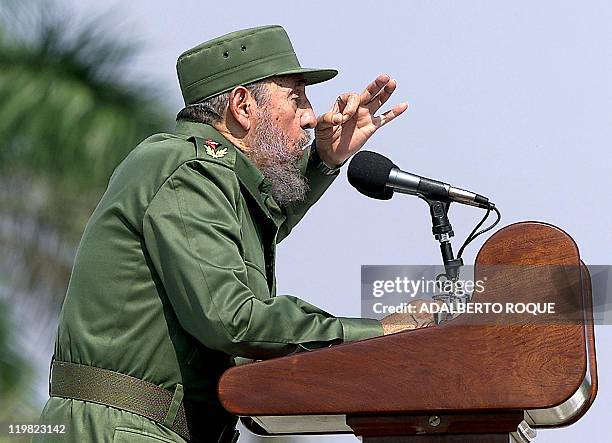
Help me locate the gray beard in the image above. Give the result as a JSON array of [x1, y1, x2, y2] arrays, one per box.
[[247, 110, 312, 207]]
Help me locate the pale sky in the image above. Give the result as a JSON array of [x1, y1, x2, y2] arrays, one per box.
[[44, 0, 612, 441]]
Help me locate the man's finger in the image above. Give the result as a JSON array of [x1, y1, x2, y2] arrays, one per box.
[[367, 79, 397, 112], [360, 73, 391, 104], [338, 93, 360, 122], [317, 110, 344, 127], [374, 102, 409, 128]]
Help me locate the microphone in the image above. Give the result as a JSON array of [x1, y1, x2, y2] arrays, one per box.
[[347, 151, 492, 208]]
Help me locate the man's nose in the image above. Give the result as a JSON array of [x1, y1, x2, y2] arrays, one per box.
[[300, 108, 317, 129]]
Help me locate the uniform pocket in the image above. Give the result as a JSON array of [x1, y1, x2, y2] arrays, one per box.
[[113, 427, 177, 443]]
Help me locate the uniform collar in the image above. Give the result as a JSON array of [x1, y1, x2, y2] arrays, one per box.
[[175, 120, 285, 227], [175, 119, 213, 139]]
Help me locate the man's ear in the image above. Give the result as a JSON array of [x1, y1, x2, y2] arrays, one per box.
[[227, 86, 254, 131]]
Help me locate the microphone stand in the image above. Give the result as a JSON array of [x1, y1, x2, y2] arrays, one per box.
[[422, 198, 467, 324], [425, 198, 463, 281]]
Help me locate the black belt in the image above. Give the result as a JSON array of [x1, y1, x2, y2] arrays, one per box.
[[49, 360, 239, 443]]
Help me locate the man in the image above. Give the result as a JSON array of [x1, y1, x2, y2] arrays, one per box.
[[37, 25, 432, 442]]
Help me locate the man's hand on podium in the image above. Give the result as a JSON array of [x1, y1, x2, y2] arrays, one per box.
[[380, 299, 441, 335]]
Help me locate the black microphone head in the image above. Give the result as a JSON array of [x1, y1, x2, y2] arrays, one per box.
[[347, 151, 397, 196], [354, 187, 395, 200]]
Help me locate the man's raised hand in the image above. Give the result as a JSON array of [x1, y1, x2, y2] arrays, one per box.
[[314, 73, 408, 167]]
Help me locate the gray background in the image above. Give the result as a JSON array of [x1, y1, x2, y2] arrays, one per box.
[[48, 0, 612, 441]]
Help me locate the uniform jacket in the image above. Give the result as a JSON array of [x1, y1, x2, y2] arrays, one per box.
[[36, 120, 383, 442]]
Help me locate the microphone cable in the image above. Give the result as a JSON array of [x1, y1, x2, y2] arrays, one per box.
[[457, 205, 502, 259]]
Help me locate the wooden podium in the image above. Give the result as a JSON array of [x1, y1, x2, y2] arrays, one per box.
[[218, 222, 597, 442]]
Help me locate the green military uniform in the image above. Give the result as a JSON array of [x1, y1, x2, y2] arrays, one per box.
[[37, 120, 383, 442], [36, 25, 383, 442]]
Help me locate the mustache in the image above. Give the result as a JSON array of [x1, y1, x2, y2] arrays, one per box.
[[292, 128, 314, 160], [300, 128, 314, 149]]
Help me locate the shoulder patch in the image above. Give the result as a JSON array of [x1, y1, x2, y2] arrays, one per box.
[[189, 135, 236, 170], [203, 139, 228, 158]]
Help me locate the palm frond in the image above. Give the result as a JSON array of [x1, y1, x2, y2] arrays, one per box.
[[0, 0, 171, 190], [0, 0, 174, 417]]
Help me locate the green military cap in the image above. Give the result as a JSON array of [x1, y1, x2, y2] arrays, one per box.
[[177, 25, 338, 105]]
